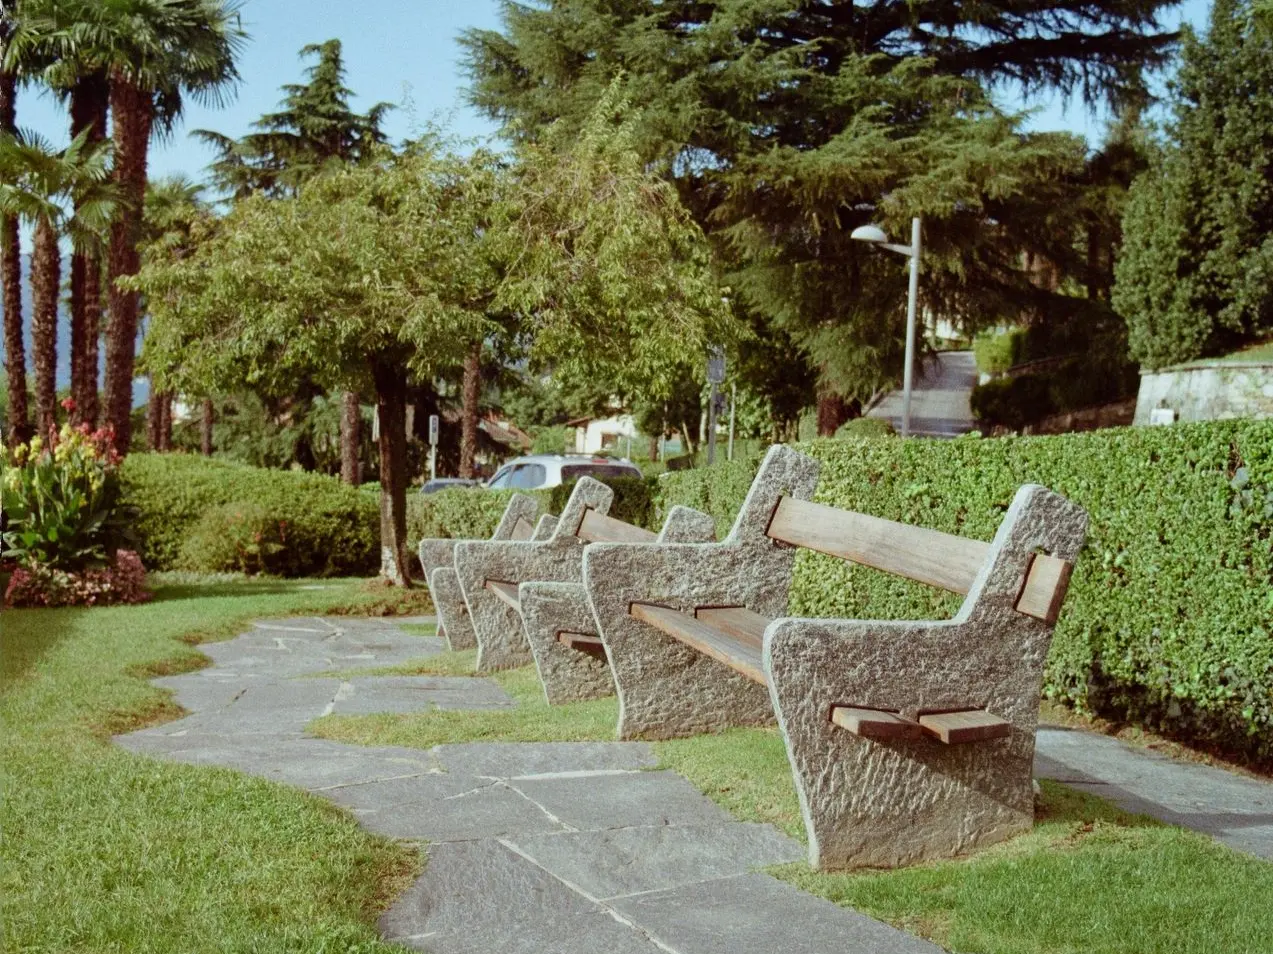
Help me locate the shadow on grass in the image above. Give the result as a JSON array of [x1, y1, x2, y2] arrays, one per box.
[[0, 604, 93, 687]]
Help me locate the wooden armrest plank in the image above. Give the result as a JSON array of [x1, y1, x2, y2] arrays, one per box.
[[693, 606, 772, 648], [1014, 553, 1073, 624], [510, 516, 536, 541], [556, 631, 607, 657], [918, 710, 1012, 744], [484, 580, 521, 610], [629, 603, 765, 685], [577, 508, 658, 544], [830, 706, 925, 741], [766, 496, 990, 595]]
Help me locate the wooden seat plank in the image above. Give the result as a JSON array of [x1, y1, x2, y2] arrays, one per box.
[[510, 516, 536, 541], [830, 706, 925, 741], [556, 631, 607, 658], [629, 603, 765, 685], [1014, 553, 1074, 624], [766, 496, 991, 595], [693, 606, 772, 648], [577, 508, 658, 544], [918, 709, 1012, 744], [484, 580, 521, 610]]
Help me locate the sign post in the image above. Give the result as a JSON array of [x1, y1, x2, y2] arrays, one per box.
[[428, 413, 439, 481], [706, 346, 726, 466]]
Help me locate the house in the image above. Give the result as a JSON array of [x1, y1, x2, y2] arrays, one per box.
[[565, 413, 639, 455]]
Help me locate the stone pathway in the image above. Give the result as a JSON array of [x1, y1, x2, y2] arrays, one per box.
[[116, 617, 942, 954]]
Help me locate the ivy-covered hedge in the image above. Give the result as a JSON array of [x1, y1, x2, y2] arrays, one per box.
[[120, 454, 379, 576], [655, 423, 1273, 762]]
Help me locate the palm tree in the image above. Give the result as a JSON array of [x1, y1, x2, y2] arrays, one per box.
[[30, 0, 244, 454], [0, 129, 115, 439], [1, 3, 31, 444]]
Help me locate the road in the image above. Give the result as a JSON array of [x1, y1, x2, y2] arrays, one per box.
[[866, 349, 977, 438]]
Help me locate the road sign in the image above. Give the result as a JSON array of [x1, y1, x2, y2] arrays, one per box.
[[428, 413, 440, 446], [707, 346, 726, 384]]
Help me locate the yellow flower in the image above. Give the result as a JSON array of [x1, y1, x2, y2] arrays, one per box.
[[29, 436, 43, 456]]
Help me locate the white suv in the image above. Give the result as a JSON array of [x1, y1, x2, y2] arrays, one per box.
[[484, 454, 643, 490]]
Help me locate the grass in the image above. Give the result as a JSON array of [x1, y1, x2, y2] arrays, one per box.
[[0, 577, 425, 953], [1213, 338, 1273, 363], [315, 682, 1273, 954]]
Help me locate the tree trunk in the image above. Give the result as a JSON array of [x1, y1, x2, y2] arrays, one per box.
[[104, 75, 153, 457], [459, 341, 480, 479], [69, 74, 109, 428], [815, 392, 854, 437], [201, 397, 214, 456], [158, 391, 172, 451], [1, 63, 29, 445], [372, 361, 412, 586], [31, 218, 59, 441], [146, 384, 161, 450], [340, 389, 361, 485], [648, 433, 659, 461]]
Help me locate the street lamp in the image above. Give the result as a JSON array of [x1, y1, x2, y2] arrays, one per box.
[[851, 217, 922, 437]]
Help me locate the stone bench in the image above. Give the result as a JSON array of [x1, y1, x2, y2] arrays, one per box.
[[453, 477, 715, 692], [419, 494, 556, 651], [583, 444, 1088, 870]]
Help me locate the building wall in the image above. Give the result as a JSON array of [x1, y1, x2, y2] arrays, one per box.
[[573, 414, 639, 454], [1134, 362, 1273, 425]]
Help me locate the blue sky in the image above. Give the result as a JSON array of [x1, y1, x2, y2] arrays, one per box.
[[15, 0, 1211, 185]]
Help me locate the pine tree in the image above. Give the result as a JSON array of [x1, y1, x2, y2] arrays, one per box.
[[1114, 0, 1273, 368], [462, 0, 1179, 407]]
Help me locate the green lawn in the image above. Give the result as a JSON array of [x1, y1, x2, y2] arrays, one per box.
[[0, 578, 422, 954], [314, 667, 1273, 954]]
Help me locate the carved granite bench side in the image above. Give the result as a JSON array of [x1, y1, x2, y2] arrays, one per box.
[[419, 493, 540, 650], [520, 505, 718, 705], [583, 446, 821, 739], [763, 484, 1088, 870], [455, 479, 613, 671]]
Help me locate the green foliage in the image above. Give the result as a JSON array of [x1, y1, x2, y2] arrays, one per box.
[[1, 425, 136, 571], [833, 417, 895, 439], [119, 453, 377, 576], [969, 376, 1055, 430], [1114, 0, 1273, 368], [653, 424, 1273, 760], [178, 502, 287, 575], [973, 329, 1026, 375], [549, 476, 654, 529], [530, 425, 571, 455], [406, 487, 549, 553]]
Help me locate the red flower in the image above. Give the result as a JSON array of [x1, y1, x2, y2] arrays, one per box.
[[60, 396, 76, 412]]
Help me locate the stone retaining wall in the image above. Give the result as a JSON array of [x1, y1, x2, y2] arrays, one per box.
[[1133, 362, 1273, 425]]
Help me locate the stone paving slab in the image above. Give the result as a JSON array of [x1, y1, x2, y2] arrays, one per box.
[[1035, 727, 1273, 860], [506, 822, 804, 900], [334, 677, 516, 714], [510, 769, 736, 830], [429, 741, 659, 778]]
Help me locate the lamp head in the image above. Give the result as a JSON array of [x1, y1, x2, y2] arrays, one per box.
[[850, 224, 890, 244]]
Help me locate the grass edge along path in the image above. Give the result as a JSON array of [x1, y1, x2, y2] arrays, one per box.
[[0, 578, 425, 953], [313, 667, 1273, 954]]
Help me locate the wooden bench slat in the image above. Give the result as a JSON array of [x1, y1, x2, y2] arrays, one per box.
[[629, 603, 766, 685], [918, 709, 1012, 744], [556, 631, 607, 658], [830, 706, 925, 741], [510, 516, 536, 541], [1014, 553, 1074, 624], [484, 580, 521, 610], [577, 508, 659, 544], [766, 496, 990, 595], [693, 606, 771, 648]]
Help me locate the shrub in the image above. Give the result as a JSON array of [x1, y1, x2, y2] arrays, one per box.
[[653, 423, 1273, 762], [834, 417, 894, 439], [120, 454, 377, 576], [2, 423, 137, 572], [969, 375, 1055, 430], [972, 328, 1025, 375], [179, 502, 288, 575], [549, 476, 654, 529], [4, 549, 150, 607], [530, 426, 572, 455]]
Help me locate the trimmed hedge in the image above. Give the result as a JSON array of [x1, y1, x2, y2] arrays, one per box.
[[120, 454, 378, 577], [654, 423, 1273, 762]]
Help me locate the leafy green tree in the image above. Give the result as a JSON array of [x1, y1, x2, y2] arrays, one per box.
[[462, 0, 1180, 419], [0, 129, 115, 439], [1114, 0, 1273, 368]]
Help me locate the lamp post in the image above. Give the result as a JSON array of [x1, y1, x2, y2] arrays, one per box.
[[851, 216, 922, 437]]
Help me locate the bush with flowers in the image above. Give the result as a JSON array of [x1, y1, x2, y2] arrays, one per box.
[[2, 410, 150, 607]]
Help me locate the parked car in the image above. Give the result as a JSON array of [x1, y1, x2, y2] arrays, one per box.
[[484, 454, 643, 491], [419, 478, 480, 495]]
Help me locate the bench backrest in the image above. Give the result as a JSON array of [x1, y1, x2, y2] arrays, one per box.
[[764, 495, 1074, 625], [576, 508, 658, 544]]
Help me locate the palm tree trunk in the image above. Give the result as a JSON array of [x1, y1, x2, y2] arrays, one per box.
[[1, 62, 30, 445], [69, 74, 109, 428], [104, 75, 154, 457], [459, 341, 480, 479], [372, 360, 412, 586], [31, 218, 59, 441], [340, 389, 360, 485], [201, 397, 214, 456]]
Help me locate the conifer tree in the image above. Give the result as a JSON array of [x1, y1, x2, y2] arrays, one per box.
[[1114, 0, 1273, 368]]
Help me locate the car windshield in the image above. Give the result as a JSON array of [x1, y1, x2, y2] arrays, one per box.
[[560, 463, 639, 481], [486, 466, 514, 489]]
